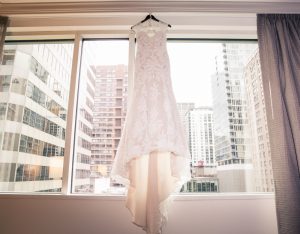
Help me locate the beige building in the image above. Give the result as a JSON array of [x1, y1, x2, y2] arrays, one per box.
[[90, 65, 128, 193], [245, 50, 274, 192]]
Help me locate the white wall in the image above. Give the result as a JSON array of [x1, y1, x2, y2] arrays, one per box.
[[0, 194, 278, 234]]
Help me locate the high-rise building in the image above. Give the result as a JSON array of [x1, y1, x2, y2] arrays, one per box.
[[91, 65, 127, 193], [0, 43, 73, 192], [72, 48, 96, 193], [177, 103, 195, 125], [211, 43, 257, 192], [188, 107, 215, 167], [181, 177, 219, 193], [176, 102, 194, 151], [177, 104, 218, 193], [244, 50, 274, 192]]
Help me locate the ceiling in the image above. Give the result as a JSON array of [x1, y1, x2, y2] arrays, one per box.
[[1, 0, 300, 2], [1, 1, 300, 40]]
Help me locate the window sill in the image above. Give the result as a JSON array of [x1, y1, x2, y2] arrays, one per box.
[[0, 192, 275, 201]]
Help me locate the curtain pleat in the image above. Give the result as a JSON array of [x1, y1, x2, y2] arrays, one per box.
[[0, 16, 8, 64], [257, 14, 300, 234]]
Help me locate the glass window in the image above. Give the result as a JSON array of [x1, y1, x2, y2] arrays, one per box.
[[11, 77, 27, 95], [2, 132, 20, 151], [0, 42, 74, 193], [71, 40, 273, 194], [0, 103, 7, 120], [169, 41, 274, 193], [7, 103, 23, 122], [2, 50, 16, 65], [0, 75, 11, 92], [0, 39, 274, 195], [72, 40, 128, 194]]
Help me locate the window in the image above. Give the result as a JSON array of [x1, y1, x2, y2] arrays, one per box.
[[68, 40, 274, 194], [169, 42, 274, 193], [0, 75, 11, 92], [0, 33, 274, 195], [72, 40, 128, 193], [0, 42, 74, 193]]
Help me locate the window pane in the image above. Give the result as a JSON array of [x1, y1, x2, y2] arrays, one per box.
[[71, 40, 274, 194], [0, 103, 7, 120], [168, 42, 274, 193], [72, 40, 128, 193], [0, 75, 11, 92], [0, 42, 74, 193]]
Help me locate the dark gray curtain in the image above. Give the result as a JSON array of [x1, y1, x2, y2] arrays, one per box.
[[0, 16, 8, 64], [257, 14, 300, 234]]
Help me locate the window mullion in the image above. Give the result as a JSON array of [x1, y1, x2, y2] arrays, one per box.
[[62, 33, 83, 195]]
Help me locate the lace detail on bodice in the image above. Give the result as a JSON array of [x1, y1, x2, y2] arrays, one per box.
[[135, 31, 169, 78]]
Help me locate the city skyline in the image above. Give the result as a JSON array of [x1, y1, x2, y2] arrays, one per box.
[[86, 40, 222, 106], [86, 41, 260, 108], [0, 40, 273, 194], [211, 43, 258, 192]]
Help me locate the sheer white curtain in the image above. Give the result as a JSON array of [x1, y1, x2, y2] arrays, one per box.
[[0, 16, 8, 64], [257, 14, 300, 234]]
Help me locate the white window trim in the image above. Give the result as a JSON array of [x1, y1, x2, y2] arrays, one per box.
[[62, 33, 83, 195], [0, 193, 275, 201]]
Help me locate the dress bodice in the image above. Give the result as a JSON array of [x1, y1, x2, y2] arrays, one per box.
[[136, 30, 167, 52], [134, 21, 170, 87]]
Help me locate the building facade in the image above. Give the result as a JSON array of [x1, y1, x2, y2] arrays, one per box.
[[72, 47, 96, 193], [91, 65, 128, 193], [211, 43, 257, 192], [188, 107, 215, 167], [0, 43, 73, 192], [181, 177, 219, 193], [244, 50, 274, 192], [176, 102, 195, 154], [177, 102, 195, 131]]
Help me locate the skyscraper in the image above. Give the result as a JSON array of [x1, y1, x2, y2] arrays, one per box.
[[73, 52, 96, 193], [244, 50, 274, 192], [0, 43, 73, 192], [91, 64, 128, 193], [176, 102, 194, 150], [211, 43, 257, 192], [177, 103, 195, 124], [177, 104, 218, 193], [188, 107, 215, 167]]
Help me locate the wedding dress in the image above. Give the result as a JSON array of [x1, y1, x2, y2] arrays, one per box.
[[111, 20, 191, 234]]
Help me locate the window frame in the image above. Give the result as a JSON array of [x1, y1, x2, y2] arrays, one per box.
[[1, 27, 273, 198]]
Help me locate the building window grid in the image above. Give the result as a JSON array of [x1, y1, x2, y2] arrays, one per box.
[[26, 81, 67, 121]]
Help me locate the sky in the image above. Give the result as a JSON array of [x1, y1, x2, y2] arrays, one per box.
[[85, 40, 222, 107], [168, 42, 221, 106]]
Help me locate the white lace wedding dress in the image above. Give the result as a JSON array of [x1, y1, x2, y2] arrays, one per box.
[[111, 20, 191, 234]]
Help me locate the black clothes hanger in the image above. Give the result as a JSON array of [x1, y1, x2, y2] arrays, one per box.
[[131, 14, 172, 30]]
